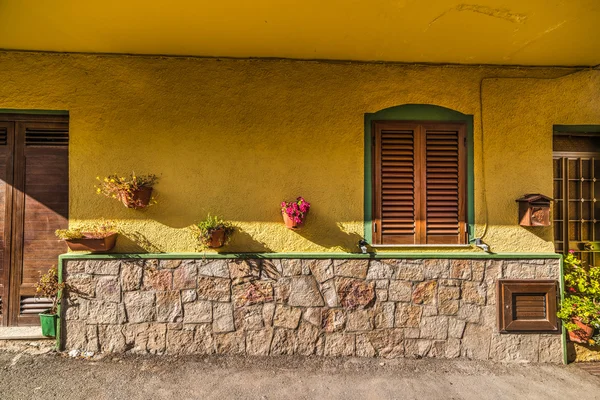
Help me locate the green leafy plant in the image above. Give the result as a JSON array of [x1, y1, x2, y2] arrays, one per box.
[[35, 266, 66, 315], [193, 215, 234, 249], [557, 295, 600, 332], [564, 251, 600, 297], [55, 220, 117, 240], [96, 172, 158, 208]]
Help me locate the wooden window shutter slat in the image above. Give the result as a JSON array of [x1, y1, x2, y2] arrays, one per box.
[[373, 122, 418, 244], [423, 124, 466, 244]]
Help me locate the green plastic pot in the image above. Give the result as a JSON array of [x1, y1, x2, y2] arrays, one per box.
[[40, 313, 58, 337]]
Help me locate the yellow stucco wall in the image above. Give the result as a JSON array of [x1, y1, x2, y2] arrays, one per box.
[[0, 51, 598, 253]]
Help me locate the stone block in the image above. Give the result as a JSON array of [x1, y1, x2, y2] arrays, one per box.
[[438, 286, 460, 301], [85, 260, 121, 275], [461, 323, 491, 360], [198, 259, 230, 278], [462, 282, 487, 306], [261, 259, 282, 279], [228, 259, 260, 280], [183, 301, 212, 323], [324, 333, 355, 356], [395, 304, 422, 328], [280, 259, 303, 276], [412, 280, 437, 305], [306, 259, 334, 283], [388, 280, 412, 302], [334, 259, 369, 279], [274, 277, 291, 304], [143, 269, 172, 291], [303, 307, 322, 327], [322, 308, 346, 332], [539, 335, 562, 363], [365, 329, 404, 358], [234, 304, 264, 331], [356, 334, 376, 357], [197, 276, 231, 302], [450, 260, 471, 280], [67, 274, 95, 297], [422, 305, 438, 316], [65, 260, 86, 274], [448, 318, 466, 338], [288, 276, 324, 307], [273, 304, 301, 329], [156, 290, 182, 323], [439, 299, 459, 316], [121, 261, 143, 291], [193, 323, 215, 355], [503, 261, 535, 279], [420, 316, 448, 340], [95, 276, 121, 303], [85, 325, 99, 353], [233, 281, 274, 307], [337, 278, 375, 310], [98, 324, 127, 353], [181, 289, 197, 303], [124, 292, 156, 323], [489, 334, 540, 362], [366, 261, 395, 279], [445, 338, 461, 358], [65, 320, 87, 350], [404, 328, 420, 339], [404, 339, 432, 358], [423, 259, 450, 279], [320, 279, 339, 307], [166, 327, 194, 354], [458, 303, 482, 323], [159, 259, 182, 270], [215, 331, 246, 354], [87, 300, 122, 324], [346, 309, 374, 332], [246, 329, 274, 356], [173, 262, 198, 290], [271, 328, 297, 355], [395, 262, 425, 281], [296, 322, 320, 356], [262, 303, 275, 327], [374, 302, 395, 329], [471, 261, 485, 282]]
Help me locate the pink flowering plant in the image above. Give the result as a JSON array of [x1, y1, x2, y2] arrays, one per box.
[[281, 197, 311, 225]]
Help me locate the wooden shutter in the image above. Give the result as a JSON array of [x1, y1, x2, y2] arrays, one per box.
[[0, 122, 13, 326], [10, 121, 68, 325], [422, 124, 466, 244], [372, 121, 466, 245], [497, 280, 559, 332], [373, 122, 418, 244]]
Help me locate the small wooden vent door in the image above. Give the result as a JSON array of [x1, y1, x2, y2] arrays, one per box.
[[0, 116, 68, 327]]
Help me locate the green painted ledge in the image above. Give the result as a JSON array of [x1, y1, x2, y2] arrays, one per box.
[[58, 252, 562, 261]]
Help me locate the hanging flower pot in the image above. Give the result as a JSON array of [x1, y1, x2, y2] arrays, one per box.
[[280, 197, 310, 229], [96, 173, 158, 209], [118, 186, 153, 209], [194, 215, 235, 250], [568, 317, 595, 343], [56, 223, 119, 253]]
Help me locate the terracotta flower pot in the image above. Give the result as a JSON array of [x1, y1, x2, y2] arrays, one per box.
[[282, 211, 304, 229], [207, 228, 226, 248], [119, 186, 153, 209], [65, 233, 118, 252], [568, 317, 595, 343]]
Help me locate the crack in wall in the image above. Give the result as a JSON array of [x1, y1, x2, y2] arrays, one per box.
[[504, 20, 568, 60], [426, 4, 528, 31]]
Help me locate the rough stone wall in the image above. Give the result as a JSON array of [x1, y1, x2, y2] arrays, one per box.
[[62, 258, 562, 362]]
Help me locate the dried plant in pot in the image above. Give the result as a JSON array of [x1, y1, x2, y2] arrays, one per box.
[[56, 221, 118, 252], [96, 173, 158, 209], [280, 197, 310, 229], [35, 266, 66, 337], [193, 215, 234, 250]]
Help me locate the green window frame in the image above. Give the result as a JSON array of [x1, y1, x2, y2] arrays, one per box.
[[364, 104, 475, 245]]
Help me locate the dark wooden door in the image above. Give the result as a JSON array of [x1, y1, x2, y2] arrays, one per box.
[[0, 115, 68, 327]]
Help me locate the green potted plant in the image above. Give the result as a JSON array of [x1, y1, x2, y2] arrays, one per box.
[[35, 266, 66, 338], [56, 220, 118, 252], [557, 251, 600, 344], [193, 215, 234, 249], [280, 197, 310, 229], [96, 172, 158, 209]]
